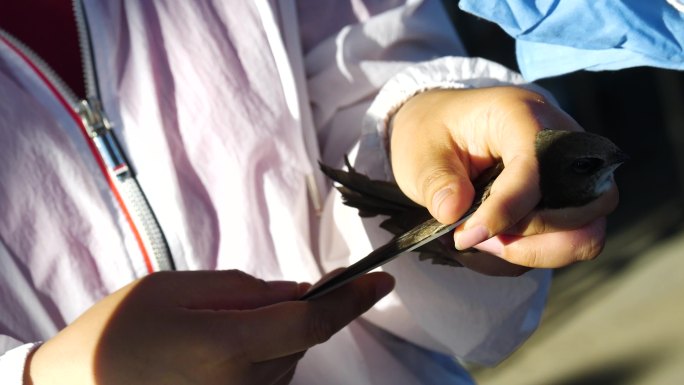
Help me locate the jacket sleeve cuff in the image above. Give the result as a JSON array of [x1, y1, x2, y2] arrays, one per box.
[[0, 342, 41, 385], [359, 56, 553, 181]]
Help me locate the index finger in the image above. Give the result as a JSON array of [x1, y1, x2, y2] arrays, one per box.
[[224, 272, 394, 362], [455, 90, 583, 249]]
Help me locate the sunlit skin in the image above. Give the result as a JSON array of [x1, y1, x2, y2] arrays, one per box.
[[391, 87, 620, 268]]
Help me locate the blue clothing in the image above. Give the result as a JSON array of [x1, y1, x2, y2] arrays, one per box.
[[459, 0, 684, 80]]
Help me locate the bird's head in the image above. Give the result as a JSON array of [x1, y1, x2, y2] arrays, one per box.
[[536, 129, 628, 209]]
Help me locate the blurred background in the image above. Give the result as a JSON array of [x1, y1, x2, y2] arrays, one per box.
[[444, 3, 684, 385]]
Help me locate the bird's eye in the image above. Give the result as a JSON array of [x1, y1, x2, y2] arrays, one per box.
[[571, 157, 603, 174]]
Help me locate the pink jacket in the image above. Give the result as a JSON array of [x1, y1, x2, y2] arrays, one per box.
[[0, 1, 551, 383]]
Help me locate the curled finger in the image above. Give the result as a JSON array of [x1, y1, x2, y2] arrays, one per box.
[[476, 217, 607, 268], [508, 184, 619, 236]]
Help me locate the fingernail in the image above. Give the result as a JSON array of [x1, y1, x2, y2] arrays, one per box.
[[432, 186, 454, 220], [473, 237, 503, 257], [455, 225, 489, 250]]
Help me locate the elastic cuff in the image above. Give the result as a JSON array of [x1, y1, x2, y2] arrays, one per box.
[[364, 56, 550, 165], [0, 342, 42, 385]]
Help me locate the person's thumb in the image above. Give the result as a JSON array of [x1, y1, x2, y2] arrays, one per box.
[[393, 147, 475, 224], [419, 160, 475, 224], [389, 92, 475, 225]]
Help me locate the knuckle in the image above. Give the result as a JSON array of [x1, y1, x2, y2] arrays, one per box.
[[490, 87, 549, 114], [574, 220, 607, 262], [506, 243, 542, 268], [307, 311, 336, 345], [511, 87, 549, 106], [253, 277, 271, 291], [530, 214, 550, 236], [495, 199, 521, 231], [225, 269, 253, 280], [135, 271, 172, 293], [419, 166, 454, 202], [521, 247, 543, 267], [225, 269, 260, 286], [224, 269, 273, 293], [577, 237, 605, 262], [143, 270, 170, 283]]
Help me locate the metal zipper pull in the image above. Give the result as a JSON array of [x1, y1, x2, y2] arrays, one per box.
[[78, 98, 131, 179], [78, 98, 175, 272]]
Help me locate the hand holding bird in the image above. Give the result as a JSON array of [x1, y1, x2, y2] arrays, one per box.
[[338, 86, 625, 277]]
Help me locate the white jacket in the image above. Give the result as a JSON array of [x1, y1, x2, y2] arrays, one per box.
[[0, 0, 551, 383]]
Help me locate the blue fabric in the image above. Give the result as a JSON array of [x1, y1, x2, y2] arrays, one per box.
[[362, 321, 476, 384], [459, 0, 684, 80]]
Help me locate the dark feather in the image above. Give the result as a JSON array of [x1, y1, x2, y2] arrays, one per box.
[[319, 157, 421, 214], [320, 158, 504, 267]]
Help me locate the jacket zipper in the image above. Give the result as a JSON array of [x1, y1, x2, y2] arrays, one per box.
[[74, 0, 174, 272], [0, 2, 174, 273], [76, 97, 175, 273]]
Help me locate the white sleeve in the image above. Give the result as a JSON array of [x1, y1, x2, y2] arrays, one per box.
[[0, 341, 40, 385]]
